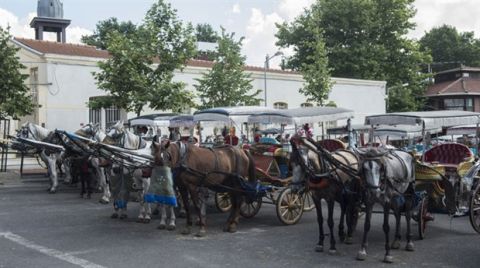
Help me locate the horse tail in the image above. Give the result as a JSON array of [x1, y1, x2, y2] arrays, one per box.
[[245, 150, 256, 183]]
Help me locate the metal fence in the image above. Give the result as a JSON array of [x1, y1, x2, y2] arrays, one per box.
[[0, 118, 11, 172]]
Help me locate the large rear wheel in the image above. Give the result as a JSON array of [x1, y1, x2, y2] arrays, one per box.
[[469, 184, 480, 234], [302, 190, 315, 212], [418, 197, 429, 240], [276, 187, 304, 225], [214, 192, 232, 213]]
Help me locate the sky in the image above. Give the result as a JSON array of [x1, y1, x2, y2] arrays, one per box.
[[1, 0, 480, 68]]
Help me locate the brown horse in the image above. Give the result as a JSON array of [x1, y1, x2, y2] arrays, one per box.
[[152, 140, 256, 236]]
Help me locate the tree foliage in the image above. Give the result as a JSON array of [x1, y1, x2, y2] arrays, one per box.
[[195, 23, 219, 61], [194, 28, 261, 109], [91, 0, 196, 116], [298, 8, 331, 106], [0, 26, 34, 119], [81, 17, 137, 50], [419, 25, 480, 71], [276, 0, 431, 112]]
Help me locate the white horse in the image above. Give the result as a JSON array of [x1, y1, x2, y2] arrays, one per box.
[[72, 124, 112, 204], [106, 121, 176, 229], [18, 122, 70, 193]]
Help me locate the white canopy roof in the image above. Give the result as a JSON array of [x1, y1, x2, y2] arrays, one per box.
[[374, 125, 442, 139], [169, 115, 195, 128], [193, 106, 279, 124], [129, 113, 178, 127], [365, 110, 480, 129], [446, 124, 479, 135], [247, 107, 354, 125]]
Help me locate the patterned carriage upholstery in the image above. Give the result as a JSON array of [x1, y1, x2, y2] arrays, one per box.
[[423, 143, 473, 166], [317, 139, 346, 152]]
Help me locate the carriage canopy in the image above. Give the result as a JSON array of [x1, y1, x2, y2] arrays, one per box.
[[365, 110, 480, 130], [128, 113, 178, 127], [247, 107, 354, 125], [193, 106, 279, 124]]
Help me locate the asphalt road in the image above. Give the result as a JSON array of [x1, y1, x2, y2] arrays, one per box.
[[1, 177, 480, 268]]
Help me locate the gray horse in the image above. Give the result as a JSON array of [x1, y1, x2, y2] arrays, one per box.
[[17, 122, 71, 193], [357, 147, 415, 263], [105, 121, 176, 230]]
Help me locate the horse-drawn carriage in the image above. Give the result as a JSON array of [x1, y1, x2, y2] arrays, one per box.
[[365, 110, 480, 237]]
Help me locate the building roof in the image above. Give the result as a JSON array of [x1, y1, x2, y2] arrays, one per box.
[[424, 77, 480, 97], [13, 37, 297, 75], [435, 65, 480, 76]]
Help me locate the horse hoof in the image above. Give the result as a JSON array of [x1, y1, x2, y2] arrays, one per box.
[[143, 218, 151, 224], [49, 189, 56, 194], [328, 249, 337, 255], [356, 251, 367, 261], [181, 228, 191, 235], [383, 255, 394, 263], [157, 224, 166, 230], [227, 225, 237, 233], [344, 237, 353, 245], [167, 225, 176, 231], [119, 214, 128, 220], [136, 218, 145, 223], [315, 245, 323, 252], [405, 242, 414, 252], [391, 240, 401, 249], [195, 230, 206, 237], [110, 213, 119, 219], [98, 199, 109, 205]]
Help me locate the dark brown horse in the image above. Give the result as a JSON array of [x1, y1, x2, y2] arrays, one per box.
[[152, 141, 256, 236], [290, 136, 361, 254]]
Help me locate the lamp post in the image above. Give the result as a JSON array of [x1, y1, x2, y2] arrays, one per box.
[[264, 51, 283, 107]]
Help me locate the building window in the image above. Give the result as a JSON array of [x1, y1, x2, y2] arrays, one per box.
[[89, 108, 101, 125], [301, 102, 313, 107], [274, 102, 288, 109], [443, 98, 474, 111], [105, 106, 121, 127]]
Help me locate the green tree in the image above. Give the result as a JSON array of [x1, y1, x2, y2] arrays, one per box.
[[195, 23, 218, 61], [419, 25, 480, 71], [81, 17, 137, 50], [91, 0, 196, 116], [0, 26, 34, 119], [196, 23, 218, 43], [276, 0, 431, 112], [194, 28, 261, 109], [298, 11, 332, 106]]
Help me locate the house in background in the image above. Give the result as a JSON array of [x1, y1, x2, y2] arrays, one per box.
[[425, 66, 480, 112]]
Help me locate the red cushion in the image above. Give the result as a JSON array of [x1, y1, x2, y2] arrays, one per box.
[[423, 143, 472, 165], [318, 139, 346, 152]]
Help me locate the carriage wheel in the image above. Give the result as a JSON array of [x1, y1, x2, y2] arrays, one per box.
[[469, 184, 480, 234], [214, 192, 232, 213], [276, 187, 304, 225], [302, 190, 315, 212], [240, 196, 262, 218], [418, 197, 429, 240]]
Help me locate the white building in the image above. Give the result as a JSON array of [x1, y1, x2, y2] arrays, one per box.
[[10, 38, 386, 137]]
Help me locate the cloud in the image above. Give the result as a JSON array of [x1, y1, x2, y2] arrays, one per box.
[[243, 0, 314, 68], [0, 7, 92, 44], [232, 3, 241, 14], [411, 0, 480, 39]]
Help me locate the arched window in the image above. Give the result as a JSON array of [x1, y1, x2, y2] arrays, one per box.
[[301, 102, 313, 107], [274, 102, 288, 109]]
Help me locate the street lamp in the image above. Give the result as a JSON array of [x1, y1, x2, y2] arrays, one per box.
[[264, 51, 283, 107]]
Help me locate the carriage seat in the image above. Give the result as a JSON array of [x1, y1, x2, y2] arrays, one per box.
[[317, 139, 346, 152], [423, 143, 473, 167]]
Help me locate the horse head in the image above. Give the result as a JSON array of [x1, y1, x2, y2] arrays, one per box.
[[106, 120, 125, 140], [152, 139, 179, 168], [357, 148, 389, 191], [289, 137, 323, 188]]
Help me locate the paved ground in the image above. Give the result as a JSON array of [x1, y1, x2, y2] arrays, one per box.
[[1, 175, 480, 268]]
